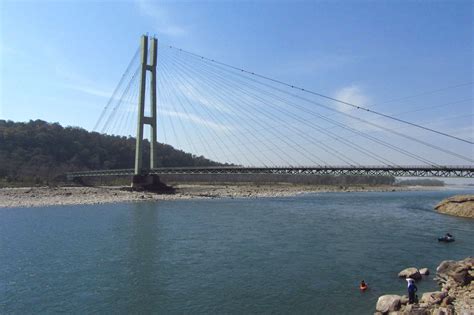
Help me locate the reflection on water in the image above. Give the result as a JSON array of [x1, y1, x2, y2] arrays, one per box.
[[125, 203, 160, 312], [1, 190, 473, 314]]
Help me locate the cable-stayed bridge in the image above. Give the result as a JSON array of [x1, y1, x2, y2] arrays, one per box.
[[67, 35, 474, 182]]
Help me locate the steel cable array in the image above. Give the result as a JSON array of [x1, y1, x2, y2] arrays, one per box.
[[93, 40, 473, 168]]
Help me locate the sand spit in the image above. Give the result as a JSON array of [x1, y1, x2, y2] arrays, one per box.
[[0, 184, 443, 208]]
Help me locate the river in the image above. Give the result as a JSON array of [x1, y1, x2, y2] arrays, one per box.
[[1, 189, 473, 314]]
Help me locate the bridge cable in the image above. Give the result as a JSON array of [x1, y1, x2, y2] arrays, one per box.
[[162, 51, 278, 167], [178, 52, 472, 163], [112, 74, 139, 135], [157, 61, 183, 151], [101, 65, 141, 134], [158, 63, 197, 154], [167, 46, 473, 145], [165, 47, 290, 167], [161, 49, 286, 164], [391, 98, 472, 117], [317, 98, 473, 138], [168, 51, 440, 166], [163, 50, 318, 167], [373, 82, 473, 107], [156, 62, 167, 144], [174, 54, 400, 166], [123, 75, 141, 137], [168, 49, 406, 166], [160, 59, 242, 165], [100, 72, 136, 135], [166, 52, 358, 166], [94, 46, 140, 132], [168, 50, 340, 164], [185, 58, 437, 166], [162, 59, 262, 166]]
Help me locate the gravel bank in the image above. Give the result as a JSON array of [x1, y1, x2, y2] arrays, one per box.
[[0, 184, 441, 208]]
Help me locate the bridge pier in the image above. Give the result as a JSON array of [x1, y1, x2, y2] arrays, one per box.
[[134, 35, 158, 177], [131, 174, 175, 193]]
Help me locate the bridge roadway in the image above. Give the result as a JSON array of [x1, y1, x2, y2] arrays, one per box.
[[67, 165, 474, 179]]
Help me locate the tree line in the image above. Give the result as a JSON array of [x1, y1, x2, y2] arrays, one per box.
[[0, 120, 221, 186], [0, 119, 398, 187]]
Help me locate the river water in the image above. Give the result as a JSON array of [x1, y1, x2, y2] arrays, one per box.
[[1, 189, 473, 314]]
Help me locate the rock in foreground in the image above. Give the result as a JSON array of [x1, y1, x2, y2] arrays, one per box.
[[376, 295, 401, 313], [375, 257, 473, 315], [435, 195, 474, 218], [436, 258, 473, 286]]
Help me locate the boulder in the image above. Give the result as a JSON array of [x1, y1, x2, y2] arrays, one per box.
[[420, 291, 447, 305], [419, 268, 429, 275], [402, 304, 429, 315], [432, 307, 454, 315], [440, 295, 454, 307], [398, 267, 422, 280], [376, 295, 401, 313], [434, 195, 474, 218], [460, 256, 474, 268], [436, 260, 472, 285], [437, 260, 457, 276], [400, 295, 409, 305]]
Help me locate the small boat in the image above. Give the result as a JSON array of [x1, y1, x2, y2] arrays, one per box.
[[438, 236, 455, 243]]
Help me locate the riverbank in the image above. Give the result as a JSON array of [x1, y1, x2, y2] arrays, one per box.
[[0, 184, 447, 208], [375, 257, 473, 315]]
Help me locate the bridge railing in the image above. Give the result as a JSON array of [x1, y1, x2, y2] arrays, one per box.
[[66, 165, 474, 179]]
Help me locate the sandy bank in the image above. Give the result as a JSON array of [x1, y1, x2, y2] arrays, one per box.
[[0, 184, 444, 208]]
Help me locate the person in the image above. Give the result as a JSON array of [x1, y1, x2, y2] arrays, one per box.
[[445, 233, 453, 240], [407, 278, 418, 304], [360, 280, 368, 290]]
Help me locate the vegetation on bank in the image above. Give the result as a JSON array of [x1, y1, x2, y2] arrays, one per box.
[[396, 179, 444, 186], [0, 120, 220, 186], [1, 119, 396, 187]]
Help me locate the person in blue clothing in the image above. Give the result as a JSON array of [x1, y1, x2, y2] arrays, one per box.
[[407, 278, 418, 304]]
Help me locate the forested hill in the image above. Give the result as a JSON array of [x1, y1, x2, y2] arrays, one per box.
[[0, 120, 222, 184]]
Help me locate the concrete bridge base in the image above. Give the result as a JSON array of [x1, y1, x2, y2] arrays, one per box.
[[131, 174, 175, 193]]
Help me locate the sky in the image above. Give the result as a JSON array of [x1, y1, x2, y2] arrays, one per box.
[[0, 0, 473, 171]]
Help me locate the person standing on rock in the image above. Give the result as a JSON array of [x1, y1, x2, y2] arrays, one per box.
[[406, 278, 417, 304]]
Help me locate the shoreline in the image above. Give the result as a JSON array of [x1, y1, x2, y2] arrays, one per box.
[[0, 184, 454, 208], [375, 257, 473, 314]]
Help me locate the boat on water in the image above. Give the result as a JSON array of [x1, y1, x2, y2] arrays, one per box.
[[438, 236, 455, 243]]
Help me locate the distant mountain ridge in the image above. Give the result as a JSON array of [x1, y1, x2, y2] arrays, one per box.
[[0, 120, 222, 185]]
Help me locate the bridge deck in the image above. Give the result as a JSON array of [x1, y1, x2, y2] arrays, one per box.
[[67, 166, 474, 179]]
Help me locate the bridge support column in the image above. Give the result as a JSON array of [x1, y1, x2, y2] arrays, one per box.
[[131, 174, 175, 193], [149, 36, 158, 169], [132, 35, 171, 191], [134, 35, 158, 176]]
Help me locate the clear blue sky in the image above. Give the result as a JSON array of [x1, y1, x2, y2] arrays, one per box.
[[0, 0, 472, 168]]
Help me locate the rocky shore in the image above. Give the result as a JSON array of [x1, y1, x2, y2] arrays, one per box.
[[375, 257, 474, 315], [0, 184, 433, 208], [435, 195, 474, 219]]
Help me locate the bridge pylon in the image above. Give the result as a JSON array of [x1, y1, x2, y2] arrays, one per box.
[[134, 35, 158, 176], [131, 35, 173, 191]]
